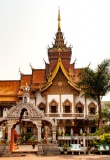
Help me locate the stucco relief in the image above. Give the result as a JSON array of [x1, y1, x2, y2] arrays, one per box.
[[7, 101, 44, 118], [62, 99, 72, 106], [41, 117, 56, 126]]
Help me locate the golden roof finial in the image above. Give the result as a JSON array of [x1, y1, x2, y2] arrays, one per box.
[[88, 62, 91, 68], [58, 7, 61, 30], [19, 68, 23, 75], [73, 58, 77, 64], [29, 63, 35, 70]]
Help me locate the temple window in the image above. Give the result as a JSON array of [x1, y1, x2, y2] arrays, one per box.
[[90, 108, 95, 114], [88, 102, 96, 115], [62, 99, 72, 113], [77, 107, 83, 113], [75, 102, 84, 113], [38, 102, 46, 113], [49, 99, 58, 113], [65, 106, 70, 113], [51, 106, 57, 113]]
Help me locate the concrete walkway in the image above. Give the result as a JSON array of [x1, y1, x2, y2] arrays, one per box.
[[1, 155, 110, 160], [14, 145, 38, 152], [2, 145, 109, 160]]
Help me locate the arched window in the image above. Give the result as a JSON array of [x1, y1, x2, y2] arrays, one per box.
[[88, 102, 96, 115], [49, 99, 58, 113], [75, 102, 84, 113], [62, 99, 72, 113], [38, 102, 46, 113]]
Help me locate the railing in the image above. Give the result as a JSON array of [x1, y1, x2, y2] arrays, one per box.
[[45, 113, 60, 117], [85, 114, 98, 119], [58, 136, 99, 140], [45, 113, 97, 119], [57, 136, 99, 147]]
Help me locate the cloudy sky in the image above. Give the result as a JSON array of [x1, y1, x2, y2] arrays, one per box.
[[0, 0, 110, 100]]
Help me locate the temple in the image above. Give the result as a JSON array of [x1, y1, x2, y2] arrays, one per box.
[[0, 9, 98, 151]]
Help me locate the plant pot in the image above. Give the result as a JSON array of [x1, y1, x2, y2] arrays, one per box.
[[32, 144, 35, 149], [64, 151, 67, 155]]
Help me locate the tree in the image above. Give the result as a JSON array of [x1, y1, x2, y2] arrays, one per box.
[[102, 102, 110, 121], [78, 59, 110, 130]]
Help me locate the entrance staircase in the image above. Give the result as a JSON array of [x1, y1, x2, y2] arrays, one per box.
[[10, 144, 38, 157], [10, 152, 37, 157]]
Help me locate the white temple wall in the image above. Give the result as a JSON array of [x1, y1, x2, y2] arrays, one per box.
[[3, 108, 7, 117], [30, 98, 35, 105], [36, 92, 46, 106], [75, 96, 85, 104]]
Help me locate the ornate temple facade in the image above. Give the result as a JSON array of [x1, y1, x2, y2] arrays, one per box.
[[0, 10, 98, 147]]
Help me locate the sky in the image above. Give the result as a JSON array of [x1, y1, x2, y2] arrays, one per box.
[[0, 0, 110, 101]]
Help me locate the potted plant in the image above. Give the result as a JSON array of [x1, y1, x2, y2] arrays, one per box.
[[32, 143, 35, 149], [62, 143, 69, 154]]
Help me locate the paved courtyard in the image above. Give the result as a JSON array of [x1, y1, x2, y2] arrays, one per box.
[[1, 155, 110, 160], [1, 145, 110, 160]]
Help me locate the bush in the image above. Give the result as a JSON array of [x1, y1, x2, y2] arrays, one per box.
[[99, 133, 110, 144], [56, 130, 61, 136], [104, 125, 110, 133], [89, 129, 103, 136], [25, 132, 32, 141]]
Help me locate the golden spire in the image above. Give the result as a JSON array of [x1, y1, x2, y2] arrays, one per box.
[[58, 7, 61, 30]]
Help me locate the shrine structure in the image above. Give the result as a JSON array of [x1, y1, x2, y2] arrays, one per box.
[[0, 9, 98, 152]]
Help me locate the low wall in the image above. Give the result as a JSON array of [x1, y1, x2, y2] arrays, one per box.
[[37, 143, 60, 155], [0, 143, 10, 157]]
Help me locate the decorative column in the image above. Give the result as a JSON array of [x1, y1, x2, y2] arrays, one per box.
[[37, 120, 42, 142], [52, 125, 57, 143]]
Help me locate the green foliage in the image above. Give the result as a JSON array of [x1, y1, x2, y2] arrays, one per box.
[[61, 140, 69, 149], [102, 102, 110, 121], [65, 133, 71, 136], [78, 59, 110, 129], [89, 129, 103, 136], [56, 130, 61, 136], [25, 132, 32, 141], [89, 133, 110, 146], [62, 143, 69, 149], [99, 133, 110, 144], [89, 139, 99, 147], [78, 59, 110, 101], [104, 125, 110, 133], [29, 135, 37, 141]]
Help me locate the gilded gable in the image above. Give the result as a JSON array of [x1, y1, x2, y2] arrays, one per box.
[[42, 69, 79, 95]]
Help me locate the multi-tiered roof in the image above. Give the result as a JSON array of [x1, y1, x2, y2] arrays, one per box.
[[0, 9, 82, 103]]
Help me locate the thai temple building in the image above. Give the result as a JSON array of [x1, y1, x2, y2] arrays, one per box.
[[0, 9, 98, 150]]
